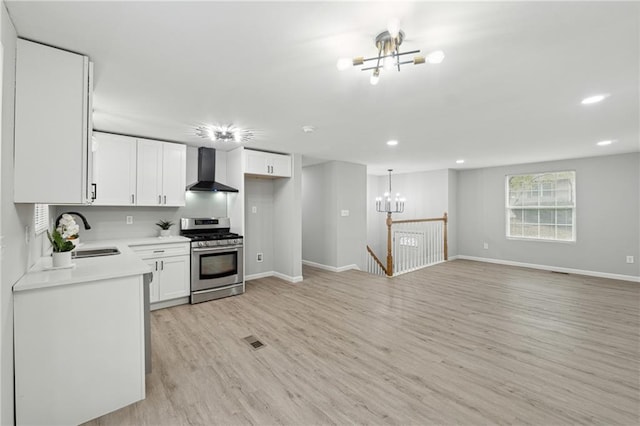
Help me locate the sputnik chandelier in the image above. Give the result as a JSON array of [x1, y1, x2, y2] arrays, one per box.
[[337, 21, 444, 85], [196, 124, 254, 143], [376, 169, 406, 213]]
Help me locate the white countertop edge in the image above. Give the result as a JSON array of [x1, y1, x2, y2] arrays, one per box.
[[13, 236, 190, 293]]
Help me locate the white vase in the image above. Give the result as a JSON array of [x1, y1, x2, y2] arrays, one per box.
[[52, 251, 72, 268], [159, 230, 171, 238]]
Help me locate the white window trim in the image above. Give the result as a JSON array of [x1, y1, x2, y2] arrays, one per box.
[[34, 204, 49, 235], [505, 171, 576, 242]]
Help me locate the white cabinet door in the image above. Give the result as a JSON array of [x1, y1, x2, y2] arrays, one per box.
[[92, 132, 137, 205], [14, 39, 93, 204], [245, 149, 269, 175], [136, 139, 163, 206], [145, 259, 161, 303], [162, 143, 186, 206], [268, 153, 292, 177], [158, 255, 190, 300]]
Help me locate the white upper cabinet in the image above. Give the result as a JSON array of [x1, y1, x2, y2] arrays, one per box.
[[92, 132, 137, 206], [244, 149, 291, 178], [136, 139, 163, 206], [137, 138, 186, 207], [14, 39, 94, 204], [161, 142, 187, 206], [92, 132, 186, 207]]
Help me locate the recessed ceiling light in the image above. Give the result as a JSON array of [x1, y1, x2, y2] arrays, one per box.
[[596, 140, 615, 146], [456, 159, 465, 164], [387, 140, 398, 146], [581, 94, 609, 105], [302, 125, 315, 133]]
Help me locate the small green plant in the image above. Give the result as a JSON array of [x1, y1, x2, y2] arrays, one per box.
[[47, 229, 75, 253], [155, 220, 174, 230]]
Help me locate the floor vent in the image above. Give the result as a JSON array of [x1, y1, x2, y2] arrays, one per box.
[[243, 335, 266, 350]]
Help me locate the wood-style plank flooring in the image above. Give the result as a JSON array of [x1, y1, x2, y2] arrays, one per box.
[[86, 260, 640, 425]]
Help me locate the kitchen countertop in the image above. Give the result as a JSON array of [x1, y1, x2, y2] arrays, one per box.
[[13, 236, 190, 293]]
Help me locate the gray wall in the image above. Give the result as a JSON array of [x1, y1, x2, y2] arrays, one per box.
[[244, 177, 274, 276], [302, 162, 335, 267], [1, 10, 18, 423], [302, 160, 367, 270], [245, 154, 302, 280], [457, 153, 640, 277], [273, 154, 303, 279]]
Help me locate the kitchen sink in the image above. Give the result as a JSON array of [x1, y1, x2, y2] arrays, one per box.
[[71, 247, 120, 259]]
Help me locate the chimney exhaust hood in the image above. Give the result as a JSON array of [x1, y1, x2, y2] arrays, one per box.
[[186, 147, 238, 192]]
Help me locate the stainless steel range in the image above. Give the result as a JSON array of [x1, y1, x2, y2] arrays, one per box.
[[180, 218, 244, 304]]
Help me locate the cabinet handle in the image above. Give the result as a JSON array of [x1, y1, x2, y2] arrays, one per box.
[[158, 195, 162, 204], [164, 195, 167, 204], [91, 183, 97, 201], [153, 250, 165, 253], [161, 260, 164, 271], [154, 261, 158, 271], [131, 194, 135, 204]]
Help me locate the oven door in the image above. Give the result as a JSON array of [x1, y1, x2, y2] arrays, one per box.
[[191, 245, 244, 292]]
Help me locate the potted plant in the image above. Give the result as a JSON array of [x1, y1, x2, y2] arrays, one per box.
[[47, 229, 75, 267], [156, 220, 174, 238], [57, 213, 80, 247]]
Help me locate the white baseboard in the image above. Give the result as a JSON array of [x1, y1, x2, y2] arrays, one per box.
[[245, 271, 273, 281], [245, 271, 303, 283], [456, 255, 640, 283], [302, 259, 360, 273]]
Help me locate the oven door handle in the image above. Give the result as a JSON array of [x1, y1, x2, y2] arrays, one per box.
[[192, 246, 243, 253]]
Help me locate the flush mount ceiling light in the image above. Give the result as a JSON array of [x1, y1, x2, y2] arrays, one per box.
[[386, 140, 398, 146], [337, 22, 444, 85], [581, 94, 609, 105], [596, 139, 615, 146], [196, 124, 253, 143]]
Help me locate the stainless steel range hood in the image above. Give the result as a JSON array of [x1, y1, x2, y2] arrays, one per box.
[[186, 147, 239, 192]]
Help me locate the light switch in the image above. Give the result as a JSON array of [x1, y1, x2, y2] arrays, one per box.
[[340, 210, 349, 217], [252, 206, 257, 214], [126, 216, 133, 225]]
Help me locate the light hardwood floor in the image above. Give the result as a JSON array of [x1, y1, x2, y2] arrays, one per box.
[[86, 260, 640, 425]]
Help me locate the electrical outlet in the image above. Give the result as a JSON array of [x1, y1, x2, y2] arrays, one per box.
[[257, 253, 263, 262], [341, 210, 350, 217], [626, 256, 634, 264], [126, 216, 133, 225], [483, 242, 489, 250], [252, 206, 257, 213]]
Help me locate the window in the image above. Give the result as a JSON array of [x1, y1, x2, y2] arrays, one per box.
[[34, 204, 49, 235], [506, 171, 576, 241]]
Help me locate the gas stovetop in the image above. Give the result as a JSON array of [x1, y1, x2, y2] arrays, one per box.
[[180, 217, 243, 248]]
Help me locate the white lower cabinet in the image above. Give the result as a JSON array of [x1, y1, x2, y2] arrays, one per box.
[[131, 242, 190, 307], [14, 275, 146, 425]]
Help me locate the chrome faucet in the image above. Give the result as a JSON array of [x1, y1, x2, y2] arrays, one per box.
[[55, 212, 91, 230]]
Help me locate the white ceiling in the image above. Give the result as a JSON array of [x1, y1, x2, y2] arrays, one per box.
[[5, 1, 639, 175]]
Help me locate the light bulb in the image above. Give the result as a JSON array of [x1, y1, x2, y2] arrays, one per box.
[[336, 57, 352, 71], [370, 69, 380, 85], [233, 130, 242, 142], [426, 50, 445, 64], [387, 18, 400, 39]]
